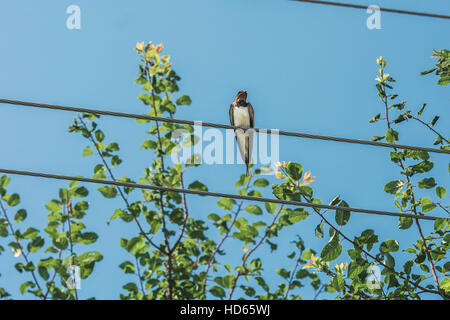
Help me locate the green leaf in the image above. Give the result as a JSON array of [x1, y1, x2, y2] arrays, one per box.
[[119, 261, 135, 274], [14, 209, 27, 223], [19, 281, 35, 294], [385, 128, 399, 144], [22, 227, 39, 239], [429, 115, 439, 127], [106, 142, 120, 152], [420, 197, 436, 213], [217, 198, 235, 211], [123, 282, 138, 293], [355, 229, 379, 251], [315, 220, 324, 238], [390, 151, 404, 163], [380, 240, 399, 253], [436, 186, 446, 199], [82, 146, 93, 157], [402, 161, 434, 176], [72, 186, 89, 197], [94, 130, 105, 142], [391, 101, 406, 110], [286, 208, 309, 223], [276, 268, 290, 279], [253, 178, 269, 187], [393, 114, 407, 124], [141, 140, 158, 149], [369, 113, 381, 123], [420, 67, 436, 75], [244, 205, 263, 215], [79, 251, 103, 265], [138, 93, 152, 105], [0, 175, 11, 189], [335, 200, 350, 226], [27, 237, 44, 253], [404, 150, 429, 161], [301, 249, 315, 260], [53, 233, 68, 250], [6, 193, 20, 207], [77, 232, 98, 245], [176, 95, 192, 106], [384, 252, 395, 268], [398, 217, 413, 230], [438, 76, 450, 86], [222, 275, 234, 289], [434, 218, 446, 232], [207, 213, 220, 221], [234, 174, 251, 188], [331, 275, 345, 291], [79, 251, 103, 279], [286, 163, 303, 180], [142, 82, 153, 92], [264, 202, 277, 214], [210, 286, 225, 298], [38, 266, 49, 281], [384, 180, 404, 194], [417, 178, 436, 189], [188, 181, 208, 194], [98, 186, 117, 198], [320, 233, 342, 262], [440, 278, 450, 294], [371, 135, 385, 142], [417, 103, 427, 116]]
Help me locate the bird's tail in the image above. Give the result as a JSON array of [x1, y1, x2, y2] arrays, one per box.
[[246, 163, 249, 176]]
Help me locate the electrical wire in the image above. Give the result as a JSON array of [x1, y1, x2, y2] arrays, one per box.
[[291, 0, 450, 20], [1, 99, 448, 155], [0, 168, 445, 221]]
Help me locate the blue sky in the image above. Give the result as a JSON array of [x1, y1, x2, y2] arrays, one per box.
[[0, 0, 449, 299]]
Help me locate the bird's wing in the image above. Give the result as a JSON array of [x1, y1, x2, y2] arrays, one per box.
[[229, 104, 235, 126], [247, 103, 255, 128], [246, 103, 254, 164]]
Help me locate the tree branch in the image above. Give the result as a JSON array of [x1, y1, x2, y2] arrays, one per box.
[[228, 205, 284, 300], [0, 199, 43, 298], [202, 175, 254, 296], [78, 116, 163, 253], [379, 76, 443, 298]]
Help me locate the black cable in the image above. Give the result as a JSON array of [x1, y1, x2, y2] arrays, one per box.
[[291, 0, 450, 20], [1, 99, 448, 155], [0, 168, 445, 221]]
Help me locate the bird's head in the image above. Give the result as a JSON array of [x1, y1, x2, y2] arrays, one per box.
[[234, 90, 247, 104]]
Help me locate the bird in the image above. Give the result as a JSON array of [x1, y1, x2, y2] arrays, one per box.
[[229, 90, 254, 176]]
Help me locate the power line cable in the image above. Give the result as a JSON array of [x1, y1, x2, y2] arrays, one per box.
[[0, 168, 445, 221], [1, 99, 448, 155], [291, 0, 450, 20]]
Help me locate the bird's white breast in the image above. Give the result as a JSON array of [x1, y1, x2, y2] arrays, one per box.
[[233, 106, 250, 128]]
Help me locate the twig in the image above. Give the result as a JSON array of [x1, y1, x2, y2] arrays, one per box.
[[303, 194, 440, 296], [202, 175, 254, 296], [0, 199, 43, 298], [379, 76, 443, 298], [66, 199, 78, 300], [284, 248, 302, 299], [78, 116, 163, 252], [228, 205, 284, 300], [411, 115, 450, 145], [436, 203, 450, 215], [135, 255, 146, 298]]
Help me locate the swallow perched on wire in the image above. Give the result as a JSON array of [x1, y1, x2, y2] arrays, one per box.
[[229, 90, 254, 176]]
